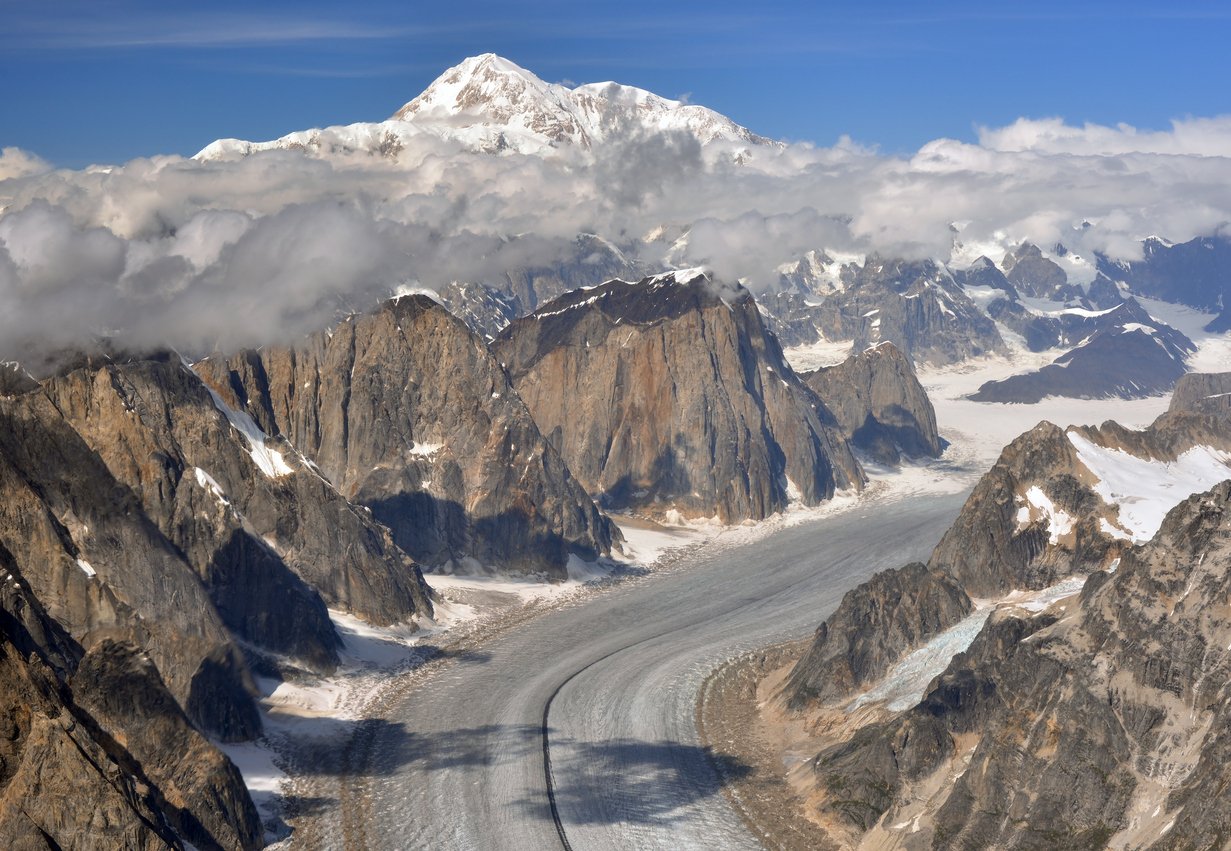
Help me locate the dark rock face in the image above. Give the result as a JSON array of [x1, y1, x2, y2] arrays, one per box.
[[761, 289, 827, 348], [43, 353, 432, 634], [759, 250, 860, 347], [970, 300, 1195, 402], [810, 609, 1065, 834], [198, 295, 617, 578], [816, 257, 1007, 366], [493, 272, 864, 522], [1002, 242, 1082, 300], [42, 355, 342, 672], [501, 233, 642, 315], [1099, 235, 1231, 330], [439, 233, 643, 340], [784, 563, 970, 708], [985, 296, 1065, 351], [0, 362, 38, 397], [0, 390, 260, 741], [71, 640, 264, 851], [1085, 272, 1128, 309], [812, 481, 1231, 849], [0, 550, 262, 850], [785, 387, 1231, 719], [800, 341, 942, 465], [925, 407, 1231, 598]]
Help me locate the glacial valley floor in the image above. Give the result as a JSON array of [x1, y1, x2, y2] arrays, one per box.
[[290, 489, 968, 850]]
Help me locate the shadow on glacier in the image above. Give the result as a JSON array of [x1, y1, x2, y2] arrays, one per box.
[[287, 721, 543, 779], [521, 736, 753, 826]]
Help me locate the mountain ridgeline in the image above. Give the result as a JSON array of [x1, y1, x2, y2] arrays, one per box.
[[197, 294, 619, 579], [799, 341, 943, 465], [774, 372, 1231, 848]]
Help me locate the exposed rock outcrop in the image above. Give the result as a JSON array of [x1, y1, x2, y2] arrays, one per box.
[[800, 342, 942, 465], [42, 355, 340, 672], [43, 352, 432, 636], [1168, 370, 1231, 417], [439, 234, 643, 340], [0, 390, 260, 741], [759, 250, 861, 347], [198, 295, 617, 578], [493, 271, 864, 522], [0, 362, 37, 397], [806, 480, 1231, 849], [0, 547, 262, 850], [1001, 242, 1082, 301], [953, 255, 1016, 298], [783, 381, 1231, 718], [784, 563, 970, 708], [970, 300, 1195, 402], [1099, 234, 1231, 331], [439, 281, 521, 341], [926, 421, 1119, 597], [928, 405, 1231, 597], [816, 257, 1007, 366]]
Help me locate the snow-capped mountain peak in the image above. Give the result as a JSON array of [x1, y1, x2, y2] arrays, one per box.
[[390, 53, 585, 144], [197, 53, 774, 160]]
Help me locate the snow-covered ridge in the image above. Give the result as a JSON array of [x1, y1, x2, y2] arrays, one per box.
[[197, 53, 773, 161], [1067, 431, 1231, 543]]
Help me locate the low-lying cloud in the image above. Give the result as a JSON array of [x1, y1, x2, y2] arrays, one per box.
[[2, 114, 1231, 362]]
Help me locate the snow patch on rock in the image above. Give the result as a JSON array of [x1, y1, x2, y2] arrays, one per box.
[[200, 383, 295, 478], [1015, 485, 1074, 544]]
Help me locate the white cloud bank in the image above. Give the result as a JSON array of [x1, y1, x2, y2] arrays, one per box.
[[1, 114, 1230, 362]]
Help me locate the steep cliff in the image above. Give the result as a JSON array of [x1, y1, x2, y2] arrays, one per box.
[[1168, 370, 1231, 417], [43, 353, 432, 637], [0, 390, 260, 741], [814, 256, 1006, 366], [1001, 242, 1082, 300], [198, 295, 617, 578], [493, 271, 864, 522], [0, 540, 262, 850], [784, 563, 970, 708], [928, 409, 1231, 597], [800, 342, 942, 465]]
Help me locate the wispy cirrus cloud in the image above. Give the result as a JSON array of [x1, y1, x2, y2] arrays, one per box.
[[0, 11, 423, 50]]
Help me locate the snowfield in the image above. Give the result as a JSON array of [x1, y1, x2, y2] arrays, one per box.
[[1068, 432, 1231, 543]]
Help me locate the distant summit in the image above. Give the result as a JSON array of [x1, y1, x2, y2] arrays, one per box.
[[197, 53, 774, 160]]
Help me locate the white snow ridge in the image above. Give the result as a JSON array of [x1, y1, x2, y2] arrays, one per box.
[[1067, 431, 1231, 543]]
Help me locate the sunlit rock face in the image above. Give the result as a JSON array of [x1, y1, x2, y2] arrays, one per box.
[[494, 271, 864, 522], [0, 539, 262, 850], [800, 480, 1231, 850], [0, 387, 261, 742], [199, 295, 619, 578]]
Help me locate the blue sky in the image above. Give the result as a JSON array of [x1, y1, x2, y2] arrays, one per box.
[[2, 0, 1229, 168]]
